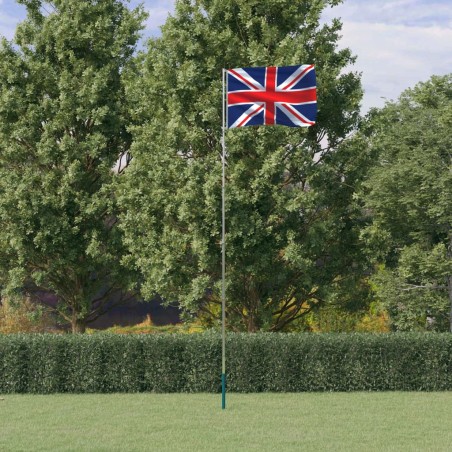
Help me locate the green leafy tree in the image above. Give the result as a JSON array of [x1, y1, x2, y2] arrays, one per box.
[[361, 75, 452, 331], [119, 0, 367, 331], [0, 0, 146, 332]]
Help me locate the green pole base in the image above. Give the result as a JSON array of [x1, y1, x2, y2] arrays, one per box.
[[221, 373, 226, 409]]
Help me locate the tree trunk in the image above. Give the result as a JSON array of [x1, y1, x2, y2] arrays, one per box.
[[247, 315, 258, 332], [71, 317, 86, 334], [246, 305, 259, 332], [245, 289, 260, 332]]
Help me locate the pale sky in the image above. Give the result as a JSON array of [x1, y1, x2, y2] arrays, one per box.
[[1, 0, 451, 113]]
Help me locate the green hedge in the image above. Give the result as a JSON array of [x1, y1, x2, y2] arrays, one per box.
[[1, 332, 451, 393]]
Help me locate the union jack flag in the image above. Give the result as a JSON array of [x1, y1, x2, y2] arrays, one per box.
[[227, 65, 317, 128]]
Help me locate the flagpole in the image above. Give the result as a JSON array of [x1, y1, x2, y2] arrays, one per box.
[[221, 68, 227, 410]]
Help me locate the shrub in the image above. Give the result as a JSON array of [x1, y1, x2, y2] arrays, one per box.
[[301, 302, 390, 333], [0, 332, 451, 393], [0, 297, 56, 334]]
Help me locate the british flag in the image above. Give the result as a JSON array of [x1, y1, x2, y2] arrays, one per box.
[[227, 65, 317, 128]]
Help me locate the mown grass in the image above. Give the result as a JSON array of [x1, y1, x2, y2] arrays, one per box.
[[1, 392, 451, 451]]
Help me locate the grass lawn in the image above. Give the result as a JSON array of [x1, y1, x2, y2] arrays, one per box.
[[1, 392, 451, 451]]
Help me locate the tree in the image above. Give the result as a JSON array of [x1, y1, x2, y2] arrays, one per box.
[[361, 75, 452, 331], [0, 0, 146, 333], [119, 0, 366, 331]]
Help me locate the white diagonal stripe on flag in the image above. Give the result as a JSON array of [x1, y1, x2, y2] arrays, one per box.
[[228, 68, 265, 91], [229, 103, 264, 128], [278, 65, 314, 91], [278, 103, 315, 127]]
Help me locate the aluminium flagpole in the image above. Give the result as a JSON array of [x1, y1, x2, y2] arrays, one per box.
[[221, 68, 227, 410]]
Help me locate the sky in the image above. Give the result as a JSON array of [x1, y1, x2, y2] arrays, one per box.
[[0, 0, 451, 113]]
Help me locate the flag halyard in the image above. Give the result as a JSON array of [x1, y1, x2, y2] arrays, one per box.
[[227, 65, 317, 128]]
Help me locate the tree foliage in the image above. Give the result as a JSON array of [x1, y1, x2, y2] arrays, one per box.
[[0, 0, 146, 332], [119, 0, 367, 331], [361, 74, 452, 331]]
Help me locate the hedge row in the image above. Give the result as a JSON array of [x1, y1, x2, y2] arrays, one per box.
[[1, 332, 452, 393]]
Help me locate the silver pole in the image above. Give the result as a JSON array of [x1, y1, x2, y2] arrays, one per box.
[[221, 68, 226, 409]]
